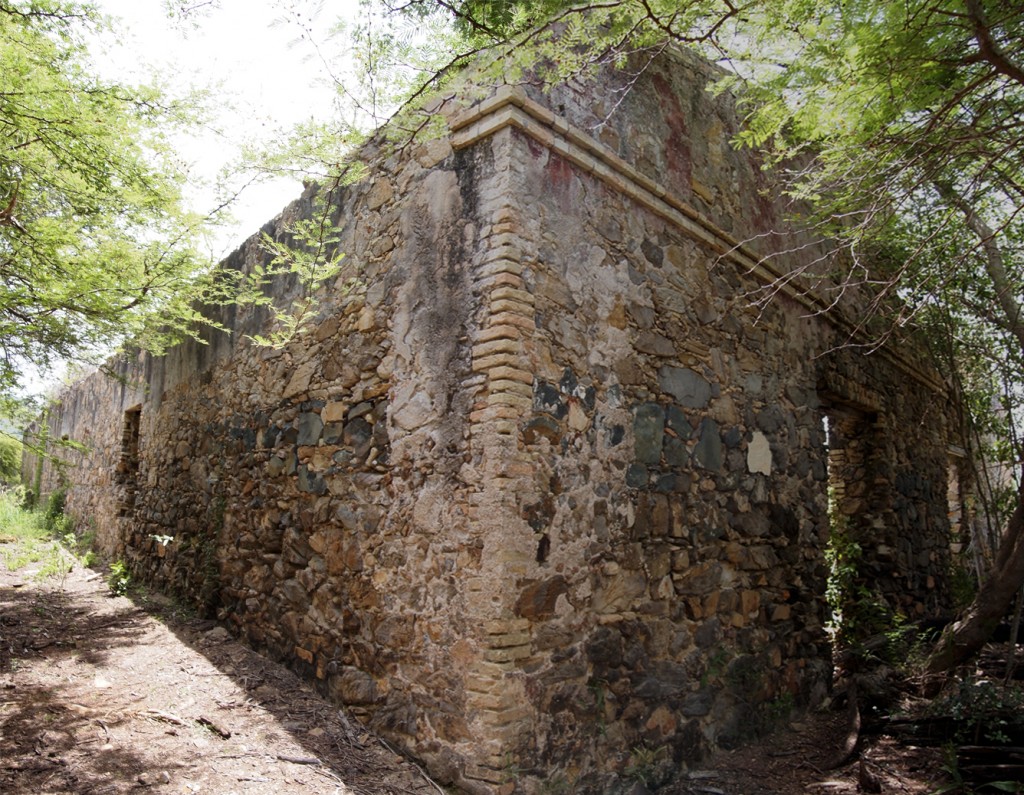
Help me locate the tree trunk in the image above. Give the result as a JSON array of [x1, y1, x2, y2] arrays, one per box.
[[925, 477, 1024, 674]]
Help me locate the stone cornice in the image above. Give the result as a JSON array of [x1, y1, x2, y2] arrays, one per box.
[[449, 85, 946, 395]]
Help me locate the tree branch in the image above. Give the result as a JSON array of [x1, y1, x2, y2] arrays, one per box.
[[965, 0, 1024, 87]]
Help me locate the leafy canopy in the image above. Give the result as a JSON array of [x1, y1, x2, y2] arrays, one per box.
[[0, 0, 220, 408]]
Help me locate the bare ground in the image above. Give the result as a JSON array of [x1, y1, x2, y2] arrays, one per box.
[[0, 549, 951, 795]]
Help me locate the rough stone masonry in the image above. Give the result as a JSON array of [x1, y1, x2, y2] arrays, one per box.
[[28, 50, 961, 793]]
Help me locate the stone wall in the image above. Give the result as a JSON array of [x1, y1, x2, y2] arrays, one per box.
[[31, 50, 956, 793]]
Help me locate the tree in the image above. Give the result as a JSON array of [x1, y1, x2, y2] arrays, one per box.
[[352, 0, 1024, 671], [0, 433, 21, 484], [0, 0, 217, 410]]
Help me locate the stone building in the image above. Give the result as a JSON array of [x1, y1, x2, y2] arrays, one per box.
[[29, 51, 958, 792]]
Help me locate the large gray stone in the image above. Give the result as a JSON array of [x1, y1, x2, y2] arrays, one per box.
[[659, 365, 712, 408], [633, 403, 665, 464], [296, 412, 324, 446], [693, 419, 722, 470]]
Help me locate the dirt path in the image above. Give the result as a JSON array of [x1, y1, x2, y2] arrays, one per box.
[[0, 548, 949, 795], [0, 557, 437, 795]]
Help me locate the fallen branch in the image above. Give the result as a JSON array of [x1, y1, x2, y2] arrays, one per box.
[[142, 709, 188, 727], [196, 716, 231, 739], [276, 754, 321, 766]]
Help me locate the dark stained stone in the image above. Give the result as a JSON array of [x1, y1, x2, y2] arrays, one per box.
[[636, 331, 675, 357], [323, 421, 345, 445], [665, 405, 692, 439], [681, 688, 714, 717], [677, 719, 706, 763], [693, 419, 722, 470], [663, 435, 689, 467], [654, 472, 678, 493], [755, 406, 784, 433], [330, 665, 380, 705], [675, 562, 722, 596], [342, 417, 373, 448], [297, 412, 324, 446], [523, 414, 562, 445], [628, 303, 657, 329], [585, 626, 623, 669], [515, 575, 569, 620], [694, 617, 722, 648], [659, 366, 712, 408], [559, 367, 578, 393], [730, 511, 769, 536], [262, 425, 281, 448], [348, 401, 374, 419], [534, 381, 567, 418], [641, 238, 664, 267], [297, 465, 326, 495], [634, 403, 665, 464]]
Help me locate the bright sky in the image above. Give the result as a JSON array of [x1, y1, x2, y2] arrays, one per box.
[[94, 0, 356, 257], [20, 0, 358, 398]]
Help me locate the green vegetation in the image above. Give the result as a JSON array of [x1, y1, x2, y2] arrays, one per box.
[[932, 678, 1024, 746], [0, 1, 225, 404], [0, 485, 92, 583], [107, 559, 131, 596], [0, 435, 21, 485]]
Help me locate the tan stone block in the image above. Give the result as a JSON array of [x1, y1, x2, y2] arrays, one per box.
[[322, 401, 346, 423], [475, 258, 524, 280], [645, 704, 677, 736], [475, 324, 522, 344], [490, 221, 519, 235], [466, 674, 505, 694], [294, 645, 314, 664], [471, 352, 521, 373], [468, 691, 517, 710], [480, 244, 522, 264], [741, 589, 760, 615], [491, 206, 518, 225], [477, 705, 533, 728], [479, 271, 524, 291], [490, 286, 534, 305], [469, 406, 521, 423], [365, 178, 393, 210], [473, 338, 521, 359], [469, 660, 515, 677], [487, 311, 535, 330], [493, 420, 518, 436], [486, 392, 530, 409], [357, 305, 376, 331], [567, 400, 590, 431], [487, 630, 533, 649], [490, 297, 535, 316], [283, 360, 317, 400], [488, 365, 534, 385], [462, 763, 506, 785], [483, 618, 531, 635], [488, 379, 533, 397], [494, 459, 534, 476], [771, 604, 792, 621], [485, 232, 522, 251]]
